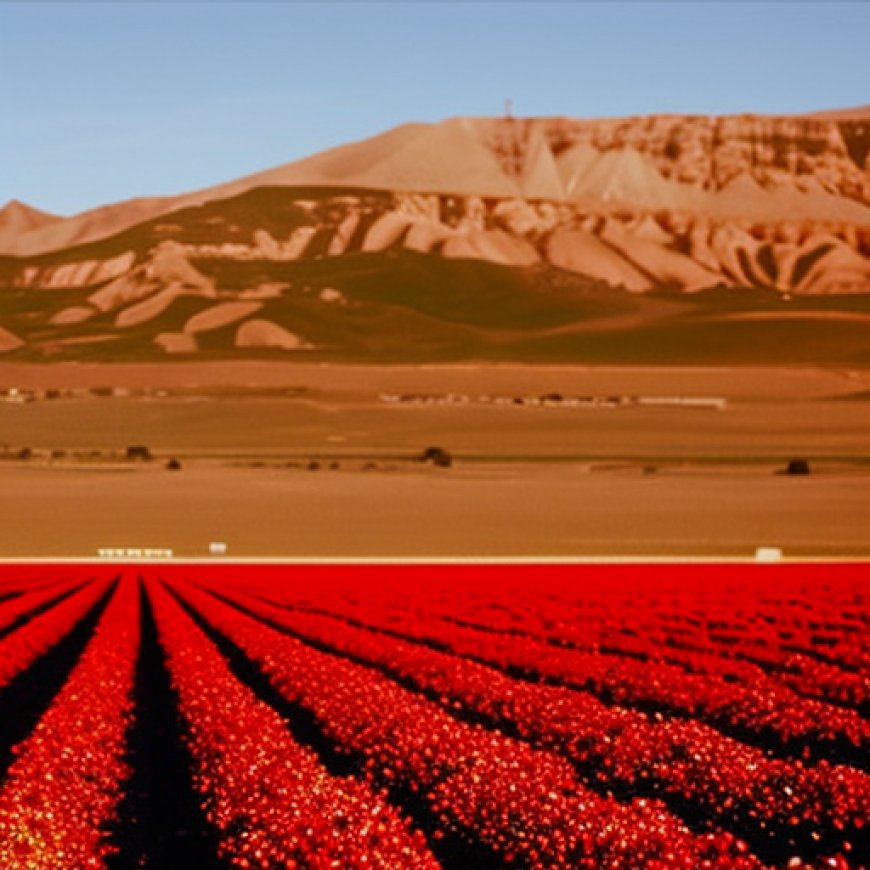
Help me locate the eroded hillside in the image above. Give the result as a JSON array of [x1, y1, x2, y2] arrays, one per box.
[[1, 110, 868, 363]]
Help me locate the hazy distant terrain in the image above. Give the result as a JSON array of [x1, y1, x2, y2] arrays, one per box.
[[1, 109, 869, 365]]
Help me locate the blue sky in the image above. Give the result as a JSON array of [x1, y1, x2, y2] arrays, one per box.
[[2, 1, 868, 216]]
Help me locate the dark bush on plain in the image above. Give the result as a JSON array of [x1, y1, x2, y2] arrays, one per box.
[[419, 446, 453, 468]]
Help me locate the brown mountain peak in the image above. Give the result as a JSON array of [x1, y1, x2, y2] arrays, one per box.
[[0, 199, 62, 235]]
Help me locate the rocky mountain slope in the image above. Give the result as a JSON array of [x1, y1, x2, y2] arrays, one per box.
[[1, 109, 868, 363]]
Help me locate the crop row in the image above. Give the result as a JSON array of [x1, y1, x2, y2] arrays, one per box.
[[268, 588, 869, 765], [510, 581, 867, 673], [0, 577, 81, 636], [0, 578, 138, 867], [171, 579, 763, 868], [474, 584, 867, 701], [0, 565, 864, 869], [391, 586, 869, 712], [148, 578, 439, 868], [0, 569, 71, 597], [333, 575, 868, 677], [255, 569, 868, 672], [208, 585, 867, 866], [0, 577, 111, 692]]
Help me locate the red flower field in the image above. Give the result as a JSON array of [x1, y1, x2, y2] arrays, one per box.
[[0, 562, 865, 868]]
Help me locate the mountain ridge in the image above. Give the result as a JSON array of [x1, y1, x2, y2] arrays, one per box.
[[1, 109, 868, 364], [2, 108, 868, 259], [0, 199, 61, 237]]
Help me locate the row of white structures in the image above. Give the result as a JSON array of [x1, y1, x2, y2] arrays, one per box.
[[380, 393, 727, 410]]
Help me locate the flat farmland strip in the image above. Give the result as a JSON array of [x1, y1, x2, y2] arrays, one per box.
[[0, 579, 139, 867], [174, 580, 762, 869], [147, 579, 439, 869], [0, 577, 111, 691], [277, 595, 870, 767], [214, 588, 869, 866]]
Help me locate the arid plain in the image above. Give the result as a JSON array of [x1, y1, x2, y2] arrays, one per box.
[[2, 108, 869, 557], [1, 361, 869, 557]]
